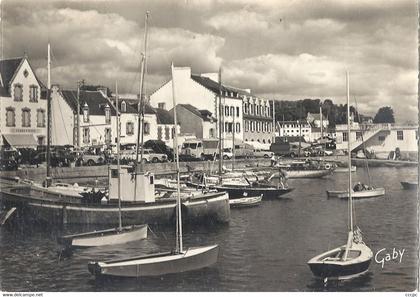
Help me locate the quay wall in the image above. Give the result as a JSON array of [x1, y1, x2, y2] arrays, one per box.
[[1, 159, 271, 183]]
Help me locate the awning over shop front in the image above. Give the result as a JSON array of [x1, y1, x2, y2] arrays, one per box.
[[2, 134, 38, 148]]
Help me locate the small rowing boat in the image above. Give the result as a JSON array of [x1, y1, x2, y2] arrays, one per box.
[[327, 187, 385, 199], [229, 195, 262, 208]]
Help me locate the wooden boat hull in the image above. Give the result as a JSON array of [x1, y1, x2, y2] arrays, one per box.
[[212, 185, 293, 199], [229, 195, 262, 208], [0, 186, 230, 226], [308, 243, 373, 280], [60, 225, 148, 248], [326, 188, 385, 199], [334, 166, 356, 173], [400, 181, 418, 190], [88, 245, 219, 278], [286, 169, 332, 179]]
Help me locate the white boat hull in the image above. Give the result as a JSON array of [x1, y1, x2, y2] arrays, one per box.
[[60, 225, 147, 248], [326, 188, 385, 199], [229, 195, 262, 208], [88, 245, 219, 278]]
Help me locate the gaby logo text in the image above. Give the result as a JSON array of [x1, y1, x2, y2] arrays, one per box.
[[375, 248, 405, 268]]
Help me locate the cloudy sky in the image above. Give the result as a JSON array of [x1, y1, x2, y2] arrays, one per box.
[[2, 0, 418, 122]]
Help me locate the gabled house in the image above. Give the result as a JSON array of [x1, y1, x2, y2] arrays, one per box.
[[51, 86, 115, 147], [0, 56, 47, 147], [307, 112, 329, 129], [172, 104, 217, 139]]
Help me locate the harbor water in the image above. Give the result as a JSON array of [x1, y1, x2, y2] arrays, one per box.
[[0, 166, 417, 291]]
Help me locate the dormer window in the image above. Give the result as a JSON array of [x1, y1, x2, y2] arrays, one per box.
[[121, 101, 127, 113], [13, 84, 23, 101], [29, 85, 38, 102], [105, 104, 111, 124], [83, 103, 89, 123]]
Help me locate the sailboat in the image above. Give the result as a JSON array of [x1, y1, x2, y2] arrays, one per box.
[[308, 72, 373, 280], [327, 81, 385, 199], [59, 82, 147, 248], [87, 62, 219, 278]]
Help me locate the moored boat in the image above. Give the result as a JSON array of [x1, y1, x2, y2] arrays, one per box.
[[212, 183, 293, 199], [327, 187, 385, 199], [308, 72, 373, 281], [308, 241, 373, 280], [229, 195, 262, 208], [400, 181, 418, 190], [59, 224, 147, 248], [88, 244, 219, 278], [335, 166, 356, 173]]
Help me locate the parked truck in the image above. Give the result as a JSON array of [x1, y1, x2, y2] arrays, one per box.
[[180, 139, 219, 161], [270, 137, 309, 157]]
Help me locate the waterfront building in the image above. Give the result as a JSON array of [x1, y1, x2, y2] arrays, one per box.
[[307, 112, 329, 129], [0, 56, 47, 147], [150, 66, 275, 148], [242, 96, 274, 144], [51, 86, 114, 147], [172, 104, 217, 139], [335, 122, 418, 159], [277, 120, 312, 142]]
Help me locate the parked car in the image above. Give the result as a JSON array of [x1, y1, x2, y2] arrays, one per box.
[[142, 148, 168, 163], [82, 153, 106, 166], [31, 151, 70, 167], [216, 148, 233, 160], [144, 140, 174, 161], [253, 149, 273, 158]]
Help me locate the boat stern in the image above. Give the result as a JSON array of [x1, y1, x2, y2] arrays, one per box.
[[88, 261, 104, 276]]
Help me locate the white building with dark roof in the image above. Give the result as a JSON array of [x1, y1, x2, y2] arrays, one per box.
[[150, 66, 275, 147], [0, 56, 47, 147]]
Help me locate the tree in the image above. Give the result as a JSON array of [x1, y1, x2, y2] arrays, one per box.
[[373, 106, 395, 123]]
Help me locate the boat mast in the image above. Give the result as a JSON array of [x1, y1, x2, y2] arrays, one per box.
[[218, 67, 223, 176], [171, 62, 183, 253], [232, 105, 235, 170], [115, 82, 122, 230], [46, 43, 51, 186], [347, 72, 353, 232], [134, 12, 149, 201]]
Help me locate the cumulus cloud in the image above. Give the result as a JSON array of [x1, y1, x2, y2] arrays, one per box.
[[2, 0, 417, 122]]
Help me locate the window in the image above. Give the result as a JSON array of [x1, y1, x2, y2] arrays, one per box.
[[236, 106, 239, 117], [343, 132, 348, 142], [236, 123, 240, 133], [378, 135, 386, 141], [230, 106, 234, 117], [13, 84, 23, 101], [225, 106, 229, 116], [158, 126, 163, 140], [83, 128, 90, 144], [37, 136, 45, 145], [121, 101, 127, 113], [209, 128, 215, 138], [105, 128, 112, 144], [171, 127, 175, 139], [397, 130, 404, 141], [144, 122, 150, 135], [126, 122, 134, 135], [250, 104, 254, 115], [105, 105, 111, 124], [6, 107, 15, 127], [225, 122, 229, 132], [244, 103, 248, 114], [244, 120, 249, 132], [83, 104, 89, 122], [165, 126, 170, 140], [29, 85, 38, 102], [36, 109, 45, 127], [22, 108, 31, 127], [356, 131, 363, 141]]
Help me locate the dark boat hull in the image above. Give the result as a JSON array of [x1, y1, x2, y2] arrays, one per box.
[[212, 186, 293, 199], [0, 186, 230, 226], [308, 258, 371, 280], [400, 181, 418, 190]]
